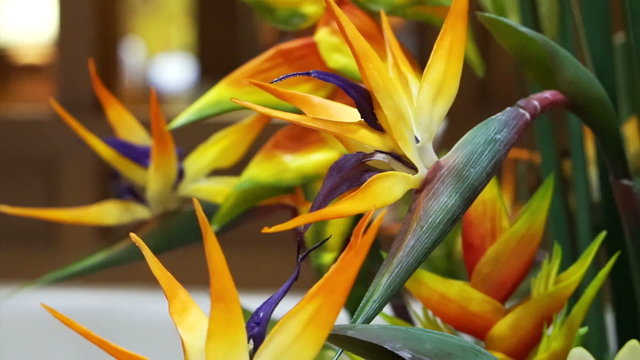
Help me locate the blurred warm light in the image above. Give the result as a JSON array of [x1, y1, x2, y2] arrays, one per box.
[[0, 0, 59, 65], [147, 50, 200, 96]]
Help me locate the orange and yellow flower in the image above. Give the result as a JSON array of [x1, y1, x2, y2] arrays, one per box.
[[0, 61, 268, 226], [168, 0, 385, 129], [42, 199, 385, 360], [233, 0, 469, 233]]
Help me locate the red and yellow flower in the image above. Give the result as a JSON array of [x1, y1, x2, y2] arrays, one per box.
[[403, 177, 618, 359]]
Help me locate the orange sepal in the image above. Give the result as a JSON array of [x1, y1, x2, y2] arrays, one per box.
[[405, 268, 506, 339], [461, 177, 510, 277], [42, 304, 147, 360]]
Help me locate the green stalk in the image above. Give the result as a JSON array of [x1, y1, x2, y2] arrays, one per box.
[[524, 0, 576, 264], [558, 0, 605, 355], [533, 115, 575, 261], [623, 0, 640, 72], [576, 0, 640, 343]]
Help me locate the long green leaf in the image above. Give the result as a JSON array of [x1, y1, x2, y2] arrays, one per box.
[[328, 325, 495, 360], [350, 91, 567, 325], [478, 12, 629, 179], [17, 204, 217, 290]]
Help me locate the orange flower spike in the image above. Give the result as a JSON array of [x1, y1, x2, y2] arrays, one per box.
[[461, 177, 510, 276], [405, 268, 506, 339], [42, 304, 147, 360], [129, 233, 208, 359], [145, 89, 179, 213], [485, 232, 606, 359], [88, 58, 151, 145], [193, 200, 249, 360], [470, 176, 554, 302]]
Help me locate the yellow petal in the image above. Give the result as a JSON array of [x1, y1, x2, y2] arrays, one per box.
[[470, 176, 553, 302], [192, 199, 248, 360], [145, 90, 179, 213], [313, 0, 386, 79], [615, 339, 640, 360], [130, 233, 208, 360], [405, 268, 505, 339], [177, 176, 238, 204], [567, 347, 596, 360], [0, 199, 151, 226], [415, 0, 468, 143], [325, 0, 420, 166], [169, 37, 333, 129], [380, 12, 419, 98], [233, 98, 396, 153], [462, 177, 510, 277], [49, 98, 148, 187], [263, 171, 418, 232], [88, 59, 151, 145], [42, 303, 147, 360], [247, 80, 361, 123], [181, 114, 269, 186], [255, 210, 384, 360]]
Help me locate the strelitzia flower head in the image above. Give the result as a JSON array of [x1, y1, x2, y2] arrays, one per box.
[[0, 61, 268, 227], [234, 0, 468, 233], [42, 199, 385, 360], [402, 177, 619, 359]]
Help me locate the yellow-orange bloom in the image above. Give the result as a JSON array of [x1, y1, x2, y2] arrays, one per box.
[[42, 199, 385, 360]]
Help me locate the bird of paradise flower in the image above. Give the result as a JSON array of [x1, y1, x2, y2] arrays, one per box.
[[233, 0, 469, 233], [402, 177, 618, 360], [169, 0, 386, 129], [0, 60, 268, 227], [42, 199, 385, 360]]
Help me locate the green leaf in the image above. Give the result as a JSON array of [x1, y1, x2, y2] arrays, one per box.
[[328, 325, 496, 360], [243, 0, 325, 31], [212, 126, 343, 229], [350, 91, 565, 325], [17, 204, 217, 290], [478, 12, 630, 179]]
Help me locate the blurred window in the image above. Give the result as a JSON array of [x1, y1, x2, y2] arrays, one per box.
[[117, 0, 198, 102], [0, 0, 59, 105]]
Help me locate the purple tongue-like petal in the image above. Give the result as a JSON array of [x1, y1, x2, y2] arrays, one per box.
[[271, 70, 384, 132], [246, 237, 330, 352], [104, 137, 185, 195], [303, 152, 387, 232], [104, 137, 152, 167]]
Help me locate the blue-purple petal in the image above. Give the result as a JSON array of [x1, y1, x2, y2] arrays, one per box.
[[303, 152, 386, 232], [246, 237, 330, 352], [104, 137, 152, 167], [271, 70, 384, 132]]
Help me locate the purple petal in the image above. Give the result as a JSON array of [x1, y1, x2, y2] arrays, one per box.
[[104, 137, 152, 167], [271, 70, 384, 132], [303, 152, 388, 232], [246, 237, 330, 352], [104, 137, 185, 191]]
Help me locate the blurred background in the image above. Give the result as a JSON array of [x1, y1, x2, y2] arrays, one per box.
[[0, 0, 523, 287], [0, 0, 526, 358]]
